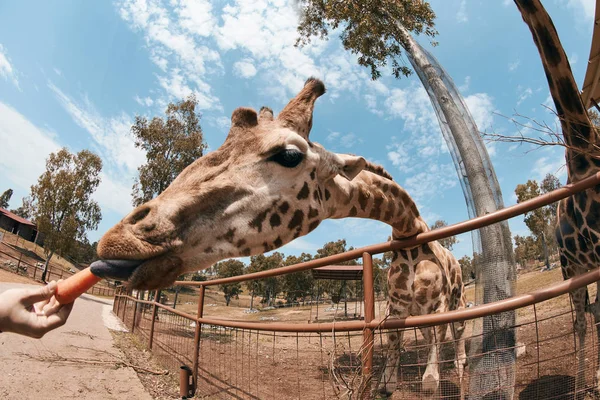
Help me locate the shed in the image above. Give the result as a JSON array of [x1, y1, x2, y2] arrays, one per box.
[[0, 208, 44, 246]]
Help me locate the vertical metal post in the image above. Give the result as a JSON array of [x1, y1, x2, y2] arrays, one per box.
[[361, 252, 375, 399], [122, 288, 128, 320], [148, 289, 160, 349], [192, 285, 206, 395], [16, 253, 22, 271], [131, 291, 139, 333]]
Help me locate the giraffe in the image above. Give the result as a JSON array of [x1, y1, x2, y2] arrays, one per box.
[[95, 78, 466, 395], [514, 0, 600, 393]]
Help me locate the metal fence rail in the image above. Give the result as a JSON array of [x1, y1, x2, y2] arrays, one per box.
[[109, 172, 600, 399], [0, 241, 115, 297]]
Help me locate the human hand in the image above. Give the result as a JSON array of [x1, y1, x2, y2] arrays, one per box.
[[0, 281, 74, 338]]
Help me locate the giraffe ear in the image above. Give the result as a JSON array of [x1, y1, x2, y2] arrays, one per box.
[[336, 154, 366, 181], [231, 107, 258, 128]]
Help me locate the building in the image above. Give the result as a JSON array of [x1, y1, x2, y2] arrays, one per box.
[[0, 208, 44, 246]]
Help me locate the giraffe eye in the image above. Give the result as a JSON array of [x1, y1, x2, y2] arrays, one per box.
[[268, 149, 304, 168]]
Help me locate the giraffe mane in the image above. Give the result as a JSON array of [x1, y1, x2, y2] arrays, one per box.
[[362, 159, 394, 181]]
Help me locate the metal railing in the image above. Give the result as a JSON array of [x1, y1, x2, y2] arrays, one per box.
[[0, 241, 115, 297], [111, 171, 600, 399]]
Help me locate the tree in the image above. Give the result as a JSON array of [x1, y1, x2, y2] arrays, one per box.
[[9, 203, 30, 219], [314, 239, 359, 304], [131, 95, 207, 207], [25, 148, 102, 282], [458, 255, 475, 282], [513, 235, 540, 270], [297, 4, 516, 395], [246, 253, 284, 307], [215, 259, 245, 306], [281, 253, 314, 304], [430, 220, 458, 250], [0, 189, 13, 209], [515, 174, 560, 269]]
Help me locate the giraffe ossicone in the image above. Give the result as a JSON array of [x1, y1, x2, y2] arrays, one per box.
[[97, 77, 467, 394]]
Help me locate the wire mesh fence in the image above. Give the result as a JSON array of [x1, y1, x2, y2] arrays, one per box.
[[106, 174, 600, 399], [0, 240, 114, 296], [113, 284, 600, 399]]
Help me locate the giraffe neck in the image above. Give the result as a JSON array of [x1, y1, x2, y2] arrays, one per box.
[[515, 0, 600, 179], [327, 171, 429, 239]]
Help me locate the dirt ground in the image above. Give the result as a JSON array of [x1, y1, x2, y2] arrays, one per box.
[[129, 266, 600, 399], [0, 282, 154, 400]]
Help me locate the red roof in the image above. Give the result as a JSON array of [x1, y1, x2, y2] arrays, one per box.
[[0, 208, 36, 227]]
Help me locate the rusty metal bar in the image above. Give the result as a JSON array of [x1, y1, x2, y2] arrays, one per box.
[[115, 263, 600, 333], [178, 171, 600, 288], [192, 285, 205, 396], [148, 289, 160, 350], [131, 291, 139, 333], [360, 252, 375, 399]]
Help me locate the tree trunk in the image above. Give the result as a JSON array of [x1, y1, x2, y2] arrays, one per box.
[[250, 288, 255, 310], [541, 231, 550, 269], [41, 251, 55, 283], [400, 26, 516, 399]]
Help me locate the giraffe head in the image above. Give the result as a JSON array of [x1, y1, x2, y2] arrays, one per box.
[[96, 78, 369, 289]]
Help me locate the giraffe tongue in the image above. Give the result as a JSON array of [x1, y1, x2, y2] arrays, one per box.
[[90, 259, 144, 280]]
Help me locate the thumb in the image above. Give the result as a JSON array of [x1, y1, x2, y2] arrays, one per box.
[[21, 281, 57, 305]]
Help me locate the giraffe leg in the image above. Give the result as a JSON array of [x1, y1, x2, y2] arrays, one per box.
[[451, 320, 467, 400], [421, 324, 447, 394], [594, 281, 600, 392], [571, 287, 588, 399], [378, 304, 407, 396]]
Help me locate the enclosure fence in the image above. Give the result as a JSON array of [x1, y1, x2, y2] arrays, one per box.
[[0, 238, 115, 297], [112, 172, 600, 399]]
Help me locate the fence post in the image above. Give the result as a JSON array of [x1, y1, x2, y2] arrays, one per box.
[[131, 291, 139, 333], [148, 289, 160, 349], [122, 289, 128, 320], [192, 285, 206, 395], [16, 253, 22, 271], [360, 252, 375, 399], [33, 263, 37, 280]]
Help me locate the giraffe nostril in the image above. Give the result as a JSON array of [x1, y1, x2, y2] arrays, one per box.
[[129, 206, 151, 225]]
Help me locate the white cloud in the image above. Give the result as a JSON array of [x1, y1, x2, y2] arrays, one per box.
[[387, 142, 413, 173], [48, 81, 146, 176], [569, 52, 579, 65], [117, 0, 221, 110], [206, 115, 231, 134], [384, 84, 439, 136], [0, 101, 134, 216], [53, 68, 62, 76], [134, 95, 154, 107], [557, 0, 595, 24], [326, 131, 361, 149], [532, 155, 567, 182], [0, 102, 61, 190], [503, 0, 512, 6], [464, 92, 495, 131], [233, 59, 257, 78], [456, 0, 468, 23], [404, 163, 458, 202], [516, 87, 533, 107], [0, 44, 20, 90], [508, 60, 520, 72], [459, 76, 471, 92]]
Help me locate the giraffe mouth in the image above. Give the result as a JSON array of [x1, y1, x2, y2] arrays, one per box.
[[90, 259, 145, 280]]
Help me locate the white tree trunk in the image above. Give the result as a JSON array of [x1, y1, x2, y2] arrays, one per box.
[[399, 25, 516, 399]]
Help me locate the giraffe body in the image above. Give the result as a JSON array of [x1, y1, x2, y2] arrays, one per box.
[[96, 78, 466, 395], [515, 0, 600, 394]]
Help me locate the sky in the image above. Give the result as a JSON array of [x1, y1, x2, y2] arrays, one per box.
[[0, 0, 596, 264]]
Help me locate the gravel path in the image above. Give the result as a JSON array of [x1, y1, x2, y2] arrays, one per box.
[[0, 283, 152, 400]]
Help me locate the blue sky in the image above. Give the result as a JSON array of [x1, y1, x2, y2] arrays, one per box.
[[0, 0, 595, 262]]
